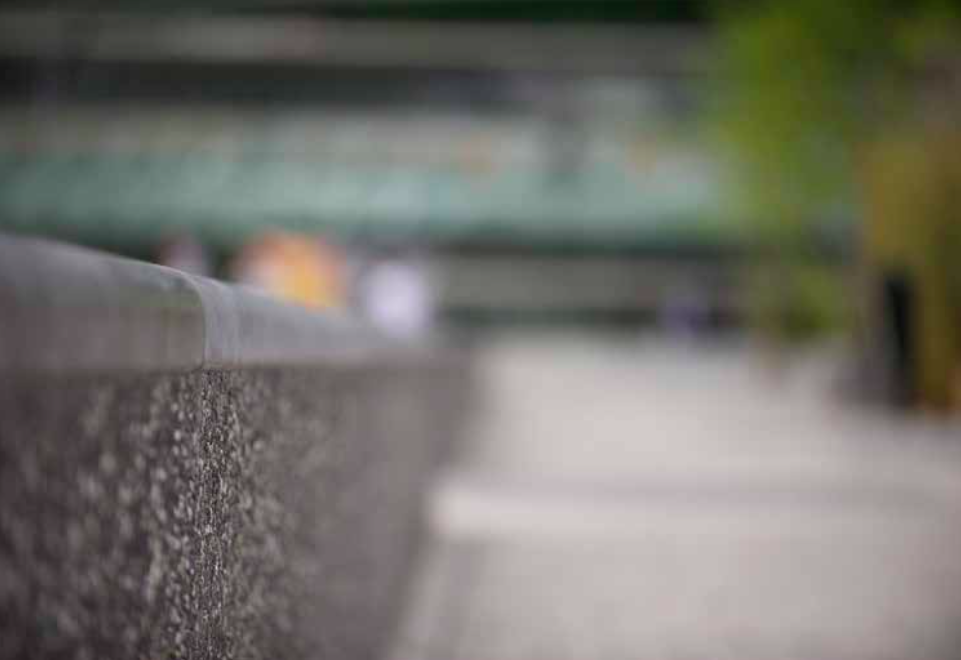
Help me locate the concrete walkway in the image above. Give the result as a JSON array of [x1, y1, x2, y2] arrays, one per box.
[[389, 335, 961, 660]]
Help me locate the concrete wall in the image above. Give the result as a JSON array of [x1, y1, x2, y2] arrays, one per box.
[[0, 236, 468, 660]]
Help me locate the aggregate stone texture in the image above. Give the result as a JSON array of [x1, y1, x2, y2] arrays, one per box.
[[0, 366, 451, 660]]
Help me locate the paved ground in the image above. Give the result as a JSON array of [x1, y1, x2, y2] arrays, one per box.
[[388, 335, 961, 660]]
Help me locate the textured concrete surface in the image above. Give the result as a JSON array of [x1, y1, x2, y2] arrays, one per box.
[[0, 364, 463, 660], [390, 336, 961, 660]]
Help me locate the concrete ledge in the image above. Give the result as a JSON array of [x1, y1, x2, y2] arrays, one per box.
[[0, 235, 379, 372], [0, 234, 471, 659]]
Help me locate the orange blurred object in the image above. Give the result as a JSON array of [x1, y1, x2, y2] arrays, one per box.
[[231, 232, 345, 309]]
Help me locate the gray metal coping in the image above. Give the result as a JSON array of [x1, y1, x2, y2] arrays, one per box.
[[0, 234, 406, 372]]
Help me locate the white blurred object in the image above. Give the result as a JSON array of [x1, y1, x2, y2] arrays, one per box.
[[362, 259, 434, 339]]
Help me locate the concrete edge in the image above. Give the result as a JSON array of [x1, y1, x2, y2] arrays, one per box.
[[0, 234, 394, 372]]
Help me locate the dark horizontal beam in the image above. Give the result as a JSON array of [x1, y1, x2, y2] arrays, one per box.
[[0, 12, 710, 77], [0, 57, 544, 109], [0, 0, 711, 24]]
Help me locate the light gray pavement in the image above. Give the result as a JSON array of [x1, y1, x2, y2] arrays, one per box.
[[389, 335, 961, 660]]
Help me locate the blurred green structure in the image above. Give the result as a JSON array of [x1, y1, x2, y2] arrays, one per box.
[[0, 110, 725, 254], [0, 11, 722, 257]]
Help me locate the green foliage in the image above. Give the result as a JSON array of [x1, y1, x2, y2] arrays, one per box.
[[710, 0, 959, 342], [748, 258, 849, 343], [715, 0, 893, 228]]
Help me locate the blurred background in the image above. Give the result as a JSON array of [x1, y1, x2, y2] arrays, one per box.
[[3, 0, 961, 410], [5, 1, 961, 657], [0, 0, 723, 342]]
